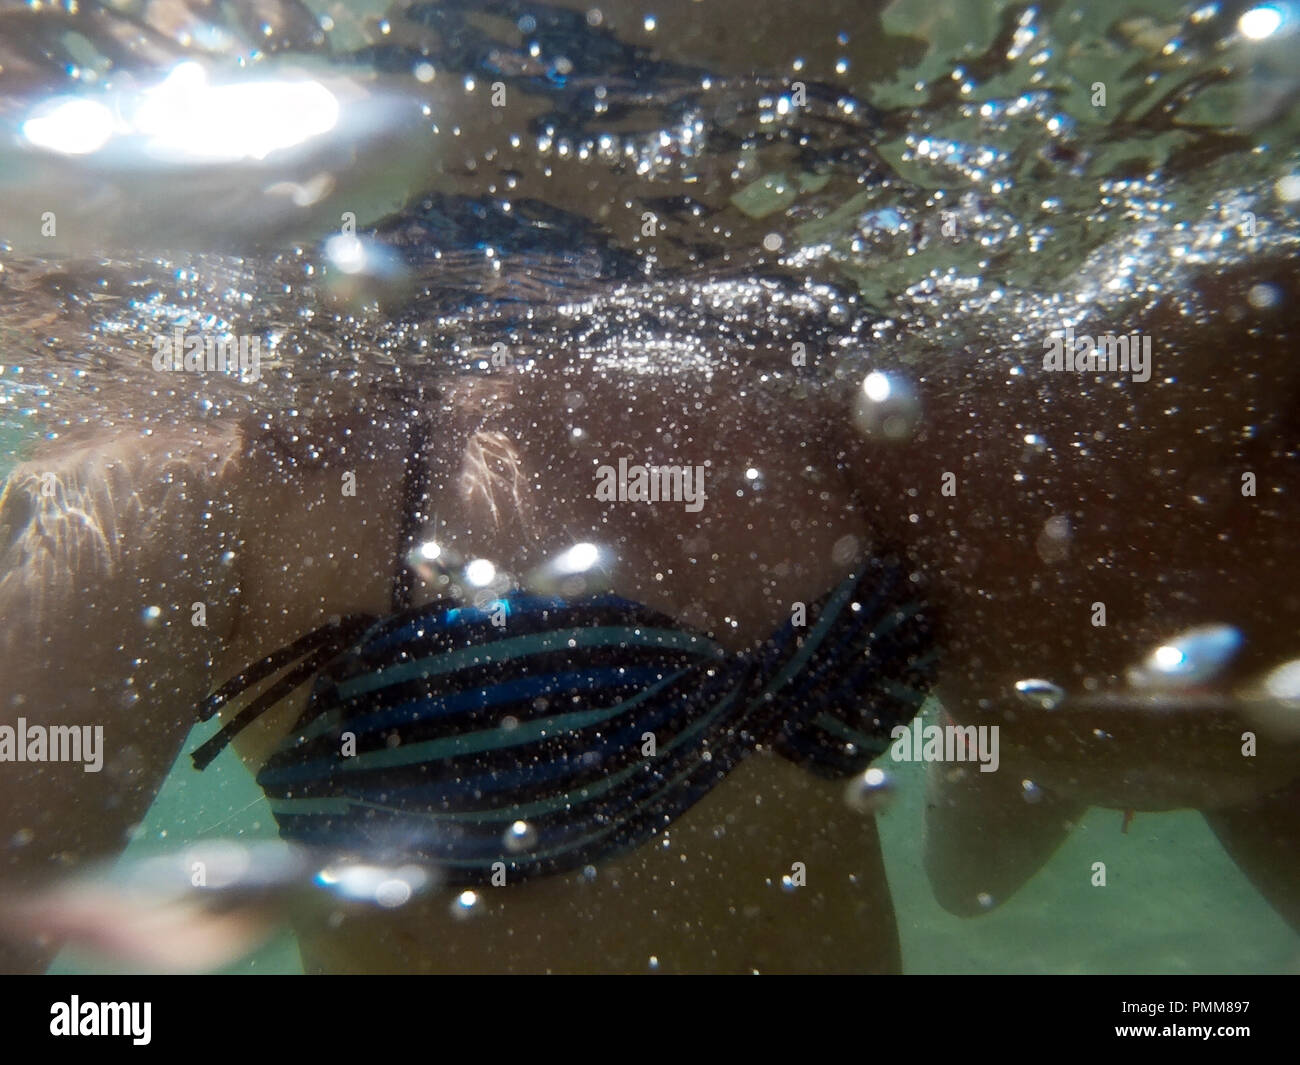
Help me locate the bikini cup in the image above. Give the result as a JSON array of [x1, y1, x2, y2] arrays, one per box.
[[191, 549, 938, 884], [191, 419, 936, 881]]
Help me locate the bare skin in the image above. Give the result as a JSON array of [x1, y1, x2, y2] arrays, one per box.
[[0, 429, 243, 874]]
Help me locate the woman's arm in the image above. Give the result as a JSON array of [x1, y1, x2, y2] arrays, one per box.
[[0, 426, 245, 968]]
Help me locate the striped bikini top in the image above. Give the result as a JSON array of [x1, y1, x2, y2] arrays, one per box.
[[192, 549, 937, 885]]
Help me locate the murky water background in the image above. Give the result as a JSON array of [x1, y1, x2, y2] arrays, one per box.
[[2, 0, 1299, 971]]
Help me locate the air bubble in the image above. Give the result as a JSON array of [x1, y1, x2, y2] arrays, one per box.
[[852, 370, 921, 443], [1264, 659, 1300, 702], [1248, 283, 1280, 309], [375, 879, 413, 908], [504, 819, 539, 853], [451, 890, 480, 919], [1127, 624, 1243, 690], [844, 766, 894, 813], [1013, 678, 1065, 710]]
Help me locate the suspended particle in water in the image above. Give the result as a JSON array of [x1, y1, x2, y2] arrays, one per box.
[[1248, 283, 1280, 309], [1036, 515, 1072, 564], [831, 534, 861, 567], [1021, 779, 1043, 804]]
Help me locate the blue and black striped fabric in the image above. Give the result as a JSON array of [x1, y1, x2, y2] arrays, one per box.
[[194, 553, 936, 883], [762, 551, 938, 777]]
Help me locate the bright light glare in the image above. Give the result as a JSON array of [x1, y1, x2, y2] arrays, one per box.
[[22, 61, 341, 163], [1153, 645, 1187, 671], [863, 371, 891, 402], [134, 62, 339, 162], [325, 234, 367, 274], [1240, 5, 1285, 39], [556, 542, 599, 574], [22, 98, 114, 154]]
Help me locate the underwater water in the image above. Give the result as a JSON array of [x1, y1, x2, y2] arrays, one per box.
[[1, 0, 1298, 975]]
